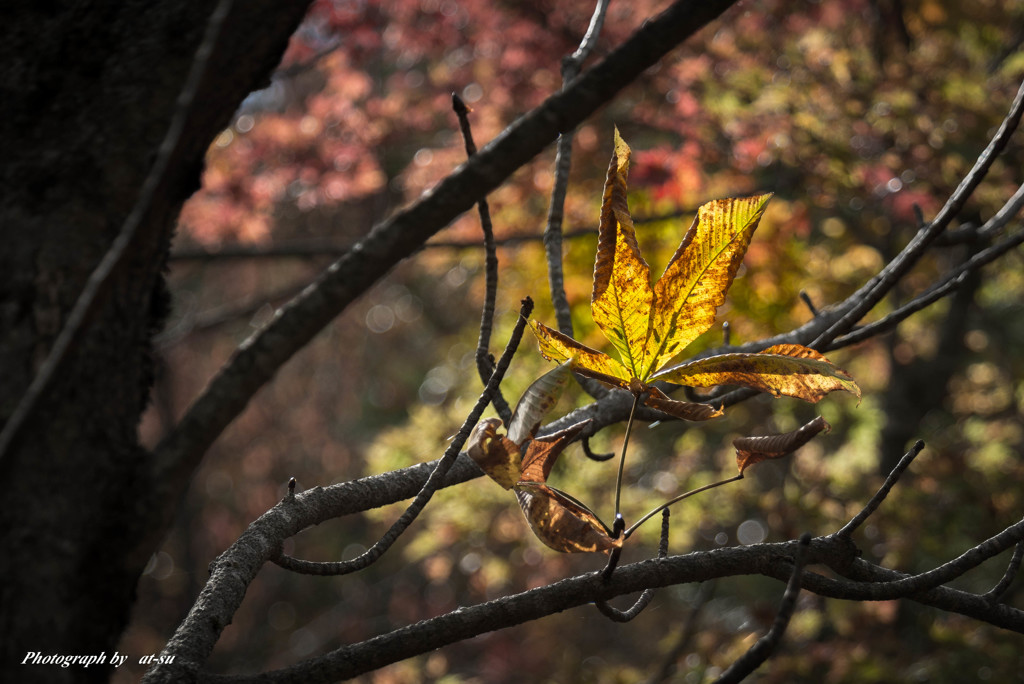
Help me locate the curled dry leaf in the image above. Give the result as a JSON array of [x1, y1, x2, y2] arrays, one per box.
[[466, 417, 521, 490], [734, 415, 831, 474], [518, 420, 591, 484], [468, 362, 616, 553], [469, 412, 609, 553], [510, 420, 616, 554], [514, 482, 622, 554], [643, 386, 723, 421], [468, 362, 575, 489], [507, 361, 573, 445]]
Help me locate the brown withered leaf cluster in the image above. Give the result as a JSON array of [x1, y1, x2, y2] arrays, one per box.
[[468, 363, 621, 553]]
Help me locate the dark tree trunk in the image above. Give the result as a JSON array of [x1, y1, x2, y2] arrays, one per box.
[[0, 2, 312, 681]]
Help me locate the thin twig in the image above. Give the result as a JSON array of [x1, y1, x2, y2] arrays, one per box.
[[930, 77, 1024, 234], [544, 0, 610, 335], [983, 541, 1023, 605], [810, 75, 1024, 350], [613, 392, 642, 517], [710, 229, 1024, 407], [935, 181, 1024, 245], [453, 92, 512, 423], [799, 290, 819, 317], [543, 0, 612, 401], [0, 0, 235, 465], [625, 475, 744, 539], [595, 507, 670, 622], [830, 230, 1024, 349], [829, 517, 1024, 600], [713, 533, 812, 684], [979, 182, 1024, 238], [582, 435, 616, 461], [156, 281, 309, 348], [837, 440, 924, 538], [543, 126, 579, 336], [271, 297, 533, 576]]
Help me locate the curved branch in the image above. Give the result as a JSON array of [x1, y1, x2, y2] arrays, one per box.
[[453, 92, 513, 423], [543, 0, 613, 402], [713, 534, 811, 684], [809, 75, 1024, 349], [594, 507, 670, 622], [582, 435, 616, 461], [979, 181, 1024, 239], [831, 228, 1024, 348], [823, 517, 1024, 601], [801, 556, 1024, 631], [271, 298, 532, 576], [985, 542, 1024, 604], [186, 533, 1024, 683], [151, 0, 742, 551], [544, 0, 611, 336], [838, 440, 924, 538]]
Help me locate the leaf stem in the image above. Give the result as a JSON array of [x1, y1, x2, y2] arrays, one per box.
[[613, 392, 642, 518], [624, 474, 744, 539]]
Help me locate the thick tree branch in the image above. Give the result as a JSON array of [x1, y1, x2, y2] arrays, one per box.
[[190, 538, 848, 683], [151, 0, 742, 547], [180, 532, 1024, 683]]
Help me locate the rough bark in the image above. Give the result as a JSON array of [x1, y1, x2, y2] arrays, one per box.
[[0, 2, 312, 681]]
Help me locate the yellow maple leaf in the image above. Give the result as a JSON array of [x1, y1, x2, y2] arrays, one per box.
[[532, 130, 859, 416]]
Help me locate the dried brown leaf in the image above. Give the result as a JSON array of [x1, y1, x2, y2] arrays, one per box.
[[734, 415, 831, 474], [514, 482, 622, 554], [519, 419, 591, 484], [643, 386, 723, 421], [507, 361, 573, 446], [466, 418, 521, 490]]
